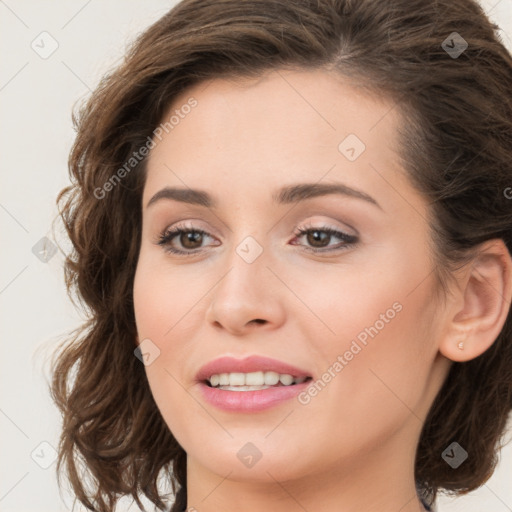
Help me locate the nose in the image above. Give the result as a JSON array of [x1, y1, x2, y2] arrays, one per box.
[[204, 244, 286, 336]]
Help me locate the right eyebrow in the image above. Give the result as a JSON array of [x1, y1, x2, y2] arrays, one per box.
[[146, 187, 213, 209]]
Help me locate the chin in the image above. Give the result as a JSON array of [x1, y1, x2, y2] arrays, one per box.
[[183, 434, 313, 482]]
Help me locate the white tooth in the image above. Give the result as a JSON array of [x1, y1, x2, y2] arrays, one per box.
[[245, 371, 264, 386], [279, 374, 294, 386], [263, 371, 280, 386], [208, 371, 303, 388], [229, 372, 246, 386]]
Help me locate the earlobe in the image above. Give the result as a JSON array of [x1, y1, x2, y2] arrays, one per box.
[[439, 239, 512, 363]]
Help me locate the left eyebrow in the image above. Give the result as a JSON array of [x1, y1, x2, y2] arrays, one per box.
[[272, 182, 382, 210], [145, 182, 382, 210]]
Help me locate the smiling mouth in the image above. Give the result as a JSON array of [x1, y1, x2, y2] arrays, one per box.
[[204, 371, 312, 391]]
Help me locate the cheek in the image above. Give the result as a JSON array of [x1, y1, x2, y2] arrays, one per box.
[[303, 280, 435, 438], [133, 248, 195, 338], [133, 274, 191, 450], [292, 265, 437, 444], [132, 251, 208, 436]]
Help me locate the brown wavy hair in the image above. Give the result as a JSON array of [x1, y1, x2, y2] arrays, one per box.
[[51, 0, 512, 511]]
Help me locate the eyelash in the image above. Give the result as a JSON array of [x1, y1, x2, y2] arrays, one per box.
[[156, 223, 358, 257]]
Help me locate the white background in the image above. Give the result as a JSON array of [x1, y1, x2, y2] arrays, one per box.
[[1, 1, 511, 511]]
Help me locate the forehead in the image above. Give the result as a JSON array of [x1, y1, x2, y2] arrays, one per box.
[[143, 68, 408, 208]]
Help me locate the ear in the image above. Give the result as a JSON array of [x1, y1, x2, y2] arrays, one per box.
[[439, 239, 512, 362]]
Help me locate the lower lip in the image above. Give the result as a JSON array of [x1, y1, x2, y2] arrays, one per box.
[[198, 380, 311, 412]]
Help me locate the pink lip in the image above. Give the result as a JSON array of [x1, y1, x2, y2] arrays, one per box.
[[195, 355, 313, 413], [198, 380, 311, 412]]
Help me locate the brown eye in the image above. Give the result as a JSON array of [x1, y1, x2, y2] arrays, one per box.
[[292, 226, 358, 253], [180, 230, 204, 249], [157, 227, 217, 255], [305, 230, 331, 248]]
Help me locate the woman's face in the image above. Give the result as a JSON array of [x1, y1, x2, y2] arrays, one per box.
[[133, 69, 452, 488]]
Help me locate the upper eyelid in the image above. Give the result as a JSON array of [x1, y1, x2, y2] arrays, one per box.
[[159, 214, 357, 235], [160, 222, 353, 239]]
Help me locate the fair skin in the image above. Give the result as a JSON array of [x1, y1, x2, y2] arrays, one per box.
[[133, 68, 512, 512]]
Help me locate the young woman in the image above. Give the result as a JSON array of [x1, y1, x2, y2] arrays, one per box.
[[51, 1, 512, 511]]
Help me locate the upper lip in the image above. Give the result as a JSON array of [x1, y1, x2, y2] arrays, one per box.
[[196, 355, 312, 382]]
